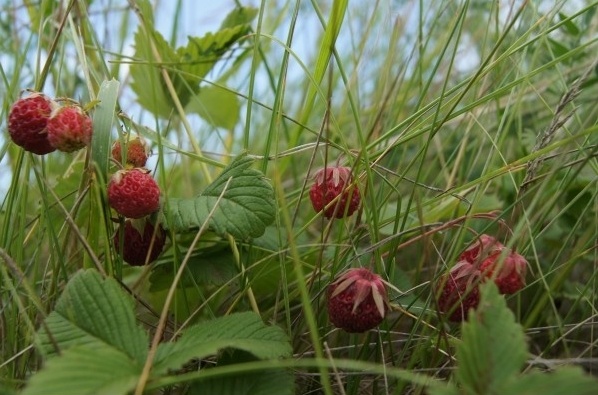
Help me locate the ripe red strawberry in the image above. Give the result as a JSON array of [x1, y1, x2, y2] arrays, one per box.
[[459, 234, 504, 264], [309, 166, 360, 219], [7, 92, 57, 155], [107, 168, 160, 218], [111, 135, 149, 168], [47, 104, 93, 152], [114, 219, 165, 266], [327, 268, 389, 333], [479, 251, 527, 295], [436, 261, 481, 322]]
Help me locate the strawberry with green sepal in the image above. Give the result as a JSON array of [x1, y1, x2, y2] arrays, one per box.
[[46, 104, 93, 152], [309, 166, 360, 219], [114, 219, 165, 266], [111, 135, 149, 168], [107, 168, 160, 218], [7, 92, 57, 155], [327, 268, 389, 333]]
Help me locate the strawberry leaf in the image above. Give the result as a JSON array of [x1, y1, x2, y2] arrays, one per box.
[[130, 6, 253, 118], [152, 312, 292, 375], [454, 282, 528, 395], [188, 349, 293, 395], [185, 85, 240, 130], [36, 270, 148, 363], [160, 154, 276, 239], [149, 247, 238, 291], [21, 346, 140, 395], [502, 366, 598, 395]]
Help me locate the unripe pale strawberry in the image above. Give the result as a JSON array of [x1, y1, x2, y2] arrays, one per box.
[[436, 261, 481, 322], [479, 251, 527, 294], [47, 105, 93, 152], [114, 219, 165, 266], [111, 135, 149, 168], [7, 92, 57, 155], [107, 168, 160, 218], [309, 166, 360, 219], [327, 268, 389, 333]]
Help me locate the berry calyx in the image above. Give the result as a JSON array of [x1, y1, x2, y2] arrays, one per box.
[[327, 268, 389, 333], [7, 92, 57, 155], [309, 166, 360, 219], [114, 219, 165, 266], [107, 168, 160, 219], [111, 135, 149, 168], [46, 104, 93, 152], [479, 251, 527, 295], [436, 261, 482, 323], [459, 234, 504, 264]]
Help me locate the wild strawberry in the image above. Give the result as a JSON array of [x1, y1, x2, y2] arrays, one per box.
[[436, 261, 481, 322], [47, 104, 93, 152], [111, 135, 149, 168], [114, 219, 165, 266], [459, 234, 504, 264], [479, 251, 527, 295], [327, 268, 389, 333], [309, 166, 360, 219], [107, 168, 160, 218], [7, 92, 56, 155]]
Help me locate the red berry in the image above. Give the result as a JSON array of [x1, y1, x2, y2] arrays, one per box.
[[111, 135, 149, 168], [114, 219, 165, 266], [107, 168, 160, 218], [47, 105, 93, 152], [459, 234, 504, 264], [309, 166, 360, 219], [327, 268, 389, 333], [436, 261, 481, 322], [479, 251, 527, 294], [7, 93, 56, 155]]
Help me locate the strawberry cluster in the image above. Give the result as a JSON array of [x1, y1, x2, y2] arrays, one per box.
[[436, 234, 528, 322], [7, 92, 93, 155], [108, 135, 165, 266]]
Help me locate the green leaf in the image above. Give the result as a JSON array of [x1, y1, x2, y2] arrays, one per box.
[[160, 154, 276, 239], [186, 85, 240, 130], [455, 282, 528, 395], [558, 12, 580, 36], [219, 6, 258, 29], [130, 28, 178, 118], [22, 346, 140, 395], [91, 79, 120, 181], [36, 269, 148, 363], [130, 8, 252, 118], [189, 349, 293, 395], [191, 368, 294, 395], [153, 312, 292, 375], [503, 367, 598, 395], [149, 247, 238, 291]]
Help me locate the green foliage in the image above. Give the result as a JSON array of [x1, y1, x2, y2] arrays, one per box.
[[130, 3, 255, 121], [25, 270, 293, 395], [153, 312, 292, 375], [160, 154, 276, 239], [429, 283, 598, 395]]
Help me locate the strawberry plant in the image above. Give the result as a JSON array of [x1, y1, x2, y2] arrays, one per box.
[[2, 1, 598, 394]]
